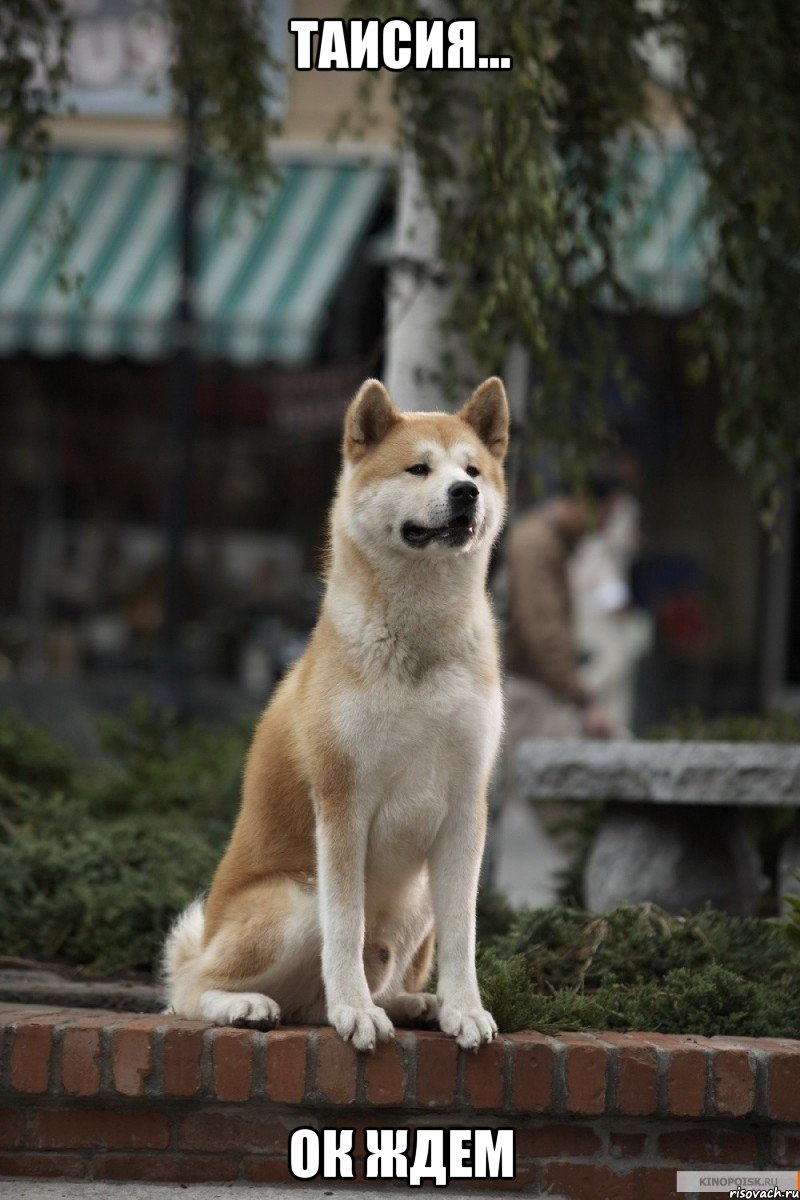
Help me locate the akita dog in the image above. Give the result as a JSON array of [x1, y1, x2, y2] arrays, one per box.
[[163, 376, 509, 1051]]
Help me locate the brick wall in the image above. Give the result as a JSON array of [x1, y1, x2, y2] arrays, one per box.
[[1, 1004, 799, 1197]]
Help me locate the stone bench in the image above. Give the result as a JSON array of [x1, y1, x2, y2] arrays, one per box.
[[516, 740, 800, 914]]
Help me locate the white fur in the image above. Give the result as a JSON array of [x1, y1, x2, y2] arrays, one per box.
[[199, 989, 280, 1027], [161, 898, 204, 991]]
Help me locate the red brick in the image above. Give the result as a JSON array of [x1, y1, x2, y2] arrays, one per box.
[[508, 1033, 555, 1113], [95, 1154, 238, 1183], [609, 1131, 647, 1159], [517, 1123, 601, 1158], [211, 1027, 254, 1101], [0, 1107, 25, 1148], [415, 1032, 457, 1106], [658, 1128, 758, 1165], [712, 1035, 788, 1051], [64, 1007, 125, 1020], [769, 1048, 800, 1122], [602, 1034, 658, 1116], [459, 1162, 538, 1190], [161, 1022, 208, 1097], [315, 1028, 358, 1104], [640, 1165, 683, 1200], [244, 1158, 296, 1183], [177, 1111, 289, 1154], [31, 1109, 169, 1151], [771, 1130, 800, 1167], [263, 1028, 308, 1103], [666, 1044, 708, 1117], [111, 1024, 155, 1096], [0, 1152, 86, 1178], [463, 1036, 505, 1109], [9, 1016, 62, 1093], [363, 1035, 407, 1105], [541, 1162, 638, 1200], [0, 1006, 64, 1026], [60, 1026, 103, 1097], [637, 1031, 711, 1119], [60, 1012, 121, 1034], [562, 1033, 606, 1116], [713, 1048, 755, 1117]]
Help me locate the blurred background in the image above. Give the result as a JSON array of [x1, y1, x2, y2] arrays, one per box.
[[0, 0, 796, 740], [1, 0, 800, 1006]]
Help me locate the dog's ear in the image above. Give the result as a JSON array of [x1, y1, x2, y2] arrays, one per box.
[[459, 377, 509, 460], [344, 379, 400, 462]]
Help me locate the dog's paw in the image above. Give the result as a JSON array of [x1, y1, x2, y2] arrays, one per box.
[[199, 989, 281, 1029], [384, 992, 440, 1025], [438, 1002, 497, 1050], [329, 1003, 394, 1051]]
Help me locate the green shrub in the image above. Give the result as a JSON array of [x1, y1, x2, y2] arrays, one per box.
[[0, 811, 226, 974], [0, 701, 246, 975], [475, 903, 800, 1037], [89, 697, 248, 820], [0, 708, 74, 791], [493, 903, 795, 989], [648, 706, 800, 743]]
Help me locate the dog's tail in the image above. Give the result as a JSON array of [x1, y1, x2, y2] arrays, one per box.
[[161, 898, 206, 1014]]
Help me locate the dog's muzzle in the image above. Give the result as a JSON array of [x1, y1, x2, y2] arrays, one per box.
[[401, 482, 480, 548]]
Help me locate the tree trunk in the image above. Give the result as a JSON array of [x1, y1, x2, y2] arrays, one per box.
[[383, 152, 451, 412]]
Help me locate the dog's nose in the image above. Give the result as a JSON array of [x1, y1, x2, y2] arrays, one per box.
[[448, 480, 479, 508]]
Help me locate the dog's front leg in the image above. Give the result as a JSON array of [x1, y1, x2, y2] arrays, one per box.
[[428, 795, 497, 1050], [316, 810, 394, 1052]]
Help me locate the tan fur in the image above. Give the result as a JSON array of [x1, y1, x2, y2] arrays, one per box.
[[403, 928, 436, 993], [164, 377, 509, 1050]]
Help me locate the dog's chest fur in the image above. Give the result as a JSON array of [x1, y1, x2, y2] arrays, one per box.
[[329, 597, 503, 889]]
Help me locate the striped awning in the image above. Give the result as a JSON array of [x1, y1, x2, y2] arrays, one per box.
[[0, 151, 389, 363], [611, 133, 711, 313]]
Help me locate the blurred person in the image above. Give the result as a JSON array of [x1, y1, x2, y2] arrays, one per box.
[[488, 469, 629, 908], [503, 468, 627, 743], [570, 490, 653, 732]]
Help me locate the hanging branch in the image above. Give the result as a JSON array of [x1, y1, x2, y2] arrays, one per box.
[[4, 0, 800, 516], [0, 0, 72, 168], [664, 0, 800, 528], [352, 0, 800, 516], [353, 0, 655, 485]]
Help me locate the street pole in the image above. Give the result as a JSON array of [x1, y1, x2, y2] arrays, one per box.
[[160, 81, 202, 714], [482, 339, 530, 887]]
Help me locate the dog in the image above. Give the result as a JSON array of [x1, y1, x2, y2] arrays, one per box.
[[163, 376, 509, 1051]]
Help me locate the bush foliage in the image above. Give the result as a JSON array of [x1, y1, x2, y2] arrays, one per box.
[[475, 890, 800, 1037], [0, 702, 247, 974], [649, 706, 800, 744], [2, 705, 800, 1036]]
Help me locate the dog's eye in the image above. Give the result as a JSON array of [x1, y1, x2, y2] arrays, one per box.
[[466, 465, 480, 478], [406, 463, 430, 476]]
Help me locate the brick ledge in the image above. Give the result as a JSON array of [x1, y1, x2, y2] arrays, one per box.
[[2, 1003, 800, 1195]]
